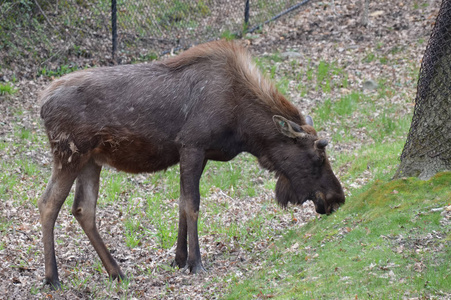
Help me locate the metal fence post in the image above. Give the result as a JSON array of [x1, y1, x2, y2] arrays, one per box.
[[244, 0, 250, 32], [111, 0, 117, 62]]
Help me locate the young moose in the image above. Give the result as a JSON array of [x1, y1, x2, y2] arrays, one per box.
[[39, 40, 345, 289]]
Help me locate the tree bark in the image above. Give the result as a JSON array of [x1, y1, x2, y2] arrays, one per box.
[[394, 0, 451, 180]]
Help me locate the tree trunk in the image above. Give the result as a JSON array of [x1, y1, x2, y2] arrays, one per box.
[[394, 0, 451, 180]]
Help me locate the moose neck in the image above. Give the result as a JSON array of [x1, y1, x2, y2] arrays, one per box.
[[234, 97, 302, 174]]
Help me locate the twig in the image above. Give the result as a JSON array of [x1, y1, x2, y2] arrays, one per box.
[[39, 46, 71, 66], [219, 190, 235, 201], [32, 0, 58, 32], [17, 230, 33, 241]]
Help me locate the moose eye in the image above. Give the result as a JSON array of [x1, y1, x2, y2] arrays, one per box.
[[307, 150, 322, 164], [315, 155, 323, 164], [312, 151, 325, 165]]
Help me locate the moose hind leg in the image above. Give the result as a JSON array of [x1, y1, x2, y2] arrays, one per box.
[[38, 163, 78, 290], [71, 159, 125, 281]]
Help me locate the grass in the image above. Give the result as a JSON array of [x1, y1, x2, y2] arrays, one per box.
[[0, 82, 17, 95], [311, 77, 412, 144], [255, 55, 350, 99], [220, 29, 239, 41], [124, 217, 143, 248], [38, 65, 80, 78], [313, 92, 361, 124], [224, 172, 451, 299]]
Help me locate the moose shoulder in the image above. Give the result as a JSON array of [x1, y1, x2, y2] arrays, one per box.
[[38, 40, 345, 289]]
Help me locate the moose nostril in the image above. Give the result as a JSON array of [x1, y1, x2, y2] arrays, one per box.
[[331, 203, 340, 212], [316, 139, 328, 148]]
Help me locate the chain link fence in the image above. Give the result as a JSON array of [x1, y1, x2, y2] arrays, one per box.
[[0, 0, 310, 78], [112, 0, 309, 60], [0, 0, 111, 77]]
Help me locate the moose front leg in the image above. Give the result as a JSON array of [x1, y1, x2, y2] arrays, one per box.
[[172, 205, 188, 268], [174, 148, 206, 273]]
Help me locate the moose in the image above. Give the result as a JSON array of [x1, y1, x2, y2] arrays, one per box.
[[38, 40, 345, 289]]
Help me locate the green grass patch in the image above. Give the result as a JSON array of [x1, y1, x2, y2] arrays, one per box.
[[313, 92, 363, 128], [312, 81, 411, 144], [0, 82, 17, 95], [220, 29, 239, 41], [131, 52, 159, 64], [38, 65, 80, 78], [254, 56, 350, 98], [224, 172, 451, 299], [124, 217, 143, 248]]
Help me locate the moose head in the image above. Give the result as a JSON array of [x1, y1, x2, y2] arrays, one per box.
[[271, 115, 345, 214]]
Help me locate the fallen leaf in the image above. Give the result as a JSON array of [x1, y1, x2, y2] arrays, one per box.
[[370, 10, 385, 17]]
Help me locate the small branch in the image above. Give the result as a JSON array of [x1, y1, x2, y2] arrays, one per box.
[[33, 0, 58, 32], [17, 230, 33, 241]]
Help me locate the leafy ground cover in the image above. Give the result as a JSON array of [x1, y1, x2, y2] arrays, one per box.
[[0, 0, 449, 299]]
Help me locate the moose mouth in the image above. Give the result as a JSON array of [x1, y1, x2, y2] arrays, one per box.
[[274, 175, 343, 213], [310, 191, 340, 215]]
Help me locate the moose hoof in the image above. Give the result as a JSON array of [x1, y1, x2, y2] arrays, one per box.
[[110, 272, 127, 283], [43, 278, 62, 290], [183, 262, 207, 274], [171, 258, 187, 269], [170, 260, 180, 269]]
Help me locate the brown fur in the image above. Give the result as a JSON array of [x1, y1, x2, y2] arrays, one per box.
[[162, 41, 302, 122], [38, 40, 344, 289]]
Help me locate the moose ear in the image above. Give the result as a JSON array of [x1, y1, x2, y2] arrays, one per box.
[[273, 115, 304, 139], [315, 139, 328, 149], [306, 115, 314, 126]]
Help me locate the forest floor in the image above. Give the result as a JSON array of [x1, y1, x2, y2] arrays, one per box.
[[0, 0, 444, 299]]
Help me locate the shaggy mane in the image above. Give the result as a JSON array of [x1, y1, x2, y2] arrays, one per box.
[[163, 40, 303, 124]]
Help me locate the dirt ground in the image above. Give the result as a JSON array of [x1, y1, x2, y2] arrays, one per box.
[[0, 0, 442, 299]]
